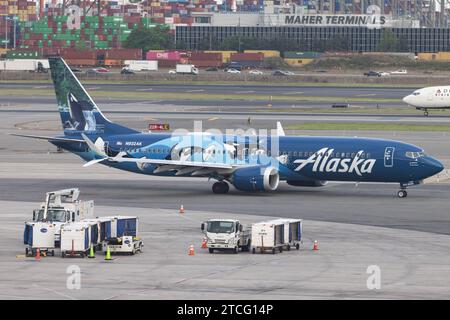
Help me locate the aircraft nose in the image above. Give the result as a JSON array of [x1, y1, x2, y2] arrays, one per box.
[[423, 157, 445, 177], [402, 95, 412, 104]]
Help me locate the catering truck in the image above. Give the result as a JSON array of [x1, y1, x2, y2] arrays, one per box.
[[201, 219, 251, 254], [176, 64, 199, 75], [27, 188, 94, 247], [123, 60, 158, 72]]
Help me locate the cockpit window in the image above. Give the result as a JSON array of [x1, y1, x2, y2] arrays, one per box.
[[405, 151, 426, 159], [412, 91, 421, 96]]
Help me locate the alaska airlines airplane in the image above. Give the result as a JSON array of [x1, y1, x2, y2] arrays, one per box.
[[403, 86, 450, 116], [13, 57, 444, 198]]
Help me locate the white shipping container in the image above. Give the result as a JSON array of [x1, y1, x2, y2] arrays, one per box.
[[24, 222, 56, 249], [60, 222, 92, 255], [251, 219, 286, 254]]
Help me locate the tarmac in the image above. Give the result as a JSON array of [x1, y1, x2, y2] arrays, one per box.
[[2, 201, 450, 299], [1, 83, 450, 299]]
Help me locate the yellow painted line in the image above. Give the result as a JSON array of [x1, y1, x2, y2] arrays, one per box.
[[16, 254, 25, 259], [144, 117, 157, 121], [208, 117, 219, 121]]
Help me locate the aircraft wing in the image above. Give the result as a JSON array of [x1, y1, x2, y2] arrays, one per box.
[[10, 133, 86, 143]]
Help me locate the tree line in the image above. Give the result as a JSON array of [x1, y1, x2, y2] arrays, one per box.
[[124, 27, 409, 53]]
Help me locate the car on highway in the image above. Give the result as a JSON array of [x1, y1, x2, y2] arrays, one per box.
[[379, 71, 390, 77], [249, 70, 263, 75], [226, 68, 241, 74], [331, 103, 350, 108], [391, 69, 408, 75], [120, 68, 135, 75], [86, 67, 110, 75], [205, 67, 219, 72], [272, 70, 294, 76], [70, 67, 82, 74], [168, 69, 176, 74], [363, 70, 382, 77]]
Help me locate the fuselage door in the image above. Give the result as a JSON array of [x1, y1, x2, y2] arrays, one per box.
[[384, 147, 395, 168]]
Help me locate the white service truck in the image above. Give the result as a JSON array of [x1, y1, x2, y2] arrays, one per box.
[[176, 64, 199, 75], [0, 59, 49, 72], [28, 188, 94, 247], [201, 219, 251, 254], [123, 60, 158, 72]]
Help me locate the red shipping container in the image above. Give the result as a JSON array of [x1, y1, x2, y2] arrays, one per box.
[[190, 52, 222, 61], [61, 48, 96, 60], [190, 60, 222, 67], [157, 60, 177, 68], [105, 48, 142, 60], [146, 51, 180, 61], [65, 59, 97, 67], [230, 53, 264, 61]]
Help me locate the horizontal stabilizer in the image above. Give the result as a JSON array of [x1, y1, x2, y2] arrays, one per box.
[[10, 133, 85, 143]]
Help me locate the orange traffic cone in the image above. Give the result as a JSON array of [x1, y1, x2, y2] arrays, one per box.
[[188, 245, 195, 256], [179, 205, 185, 214], [201, 237, 207, 249], [35, 248, 41, 261], [313, 240, 319, 251]]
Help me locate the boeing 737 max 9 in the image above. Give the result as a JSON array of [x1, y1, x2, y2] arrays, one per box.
[[13, 57, 444, 198]]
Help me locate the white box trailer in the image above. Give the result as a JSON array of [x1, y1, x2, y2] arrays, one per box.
[[60, 222, 93, 257], [251, 219, 287, 254], [123, 60, 158, 71], [23, 222, 56, 256], [0, 59, 49, 72], [176, 64, 199, 75], [270, 218, 303, 251]]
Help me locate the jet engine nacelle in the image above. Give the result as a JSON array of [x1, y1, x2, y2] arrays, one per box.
[[232, 166, 279, 192], [286, 180, 328, 187]]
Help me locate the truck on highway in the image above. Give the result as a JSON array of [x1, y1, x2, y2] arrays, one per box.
[[27, 188, 94, 247], [123, 60, 158, 72], [0, 59, 49, 72], [201, 219, 251, 254], [176, 64, 199, 75]]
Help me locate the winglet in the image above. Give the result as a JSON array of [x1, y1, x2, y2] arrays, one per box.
[[81, 133, 107, 158], [276, 122, 285, 136]]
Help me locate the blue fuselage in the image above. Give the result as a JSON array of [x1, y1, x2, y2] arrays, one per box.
[[55, 132, 444, 185]]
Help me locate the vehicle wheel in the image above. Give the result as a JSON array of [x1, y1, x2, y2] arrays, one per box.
[[62, 252, 66, 258], [25, 248, 29, 256], [252, 248, 256, 254], [212, 181, 229, 194], [279, 247, 283, 253], [272, 248, 276, 254], [233, 246, 239, 254], [139, 245, 143, 253], [296, 243, 300, 250], [209, 248, 214, 254], [131, 249, 135, 255], [51, 250, 55, 257], [287, 245, 291, 251], [397, 190, 407, 198]]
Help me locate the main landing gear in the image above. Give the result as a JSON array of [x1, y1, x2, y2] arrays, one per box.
[[397, 189, 408, 198], [212, 181, 229, 194]]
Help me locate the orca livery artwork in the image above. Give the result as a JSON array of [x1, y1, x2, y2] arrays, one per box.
[[65, 92, 96, 131]]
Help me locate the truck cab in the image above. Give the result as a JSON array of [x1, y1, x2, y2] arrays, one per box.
[[201, 219, 251, 254]]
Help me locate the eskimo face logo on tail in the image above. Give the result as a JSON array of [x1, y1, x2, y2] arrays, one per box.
[[64, 92, 96, 131], [294, 148, 376, 176]]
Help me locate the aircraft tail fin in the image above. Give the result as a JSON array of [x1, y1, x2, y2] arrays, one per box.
[[48, 57, 138, 135]]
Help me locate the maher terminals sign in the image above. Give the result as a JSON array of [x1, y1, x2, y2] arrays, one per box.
[[283, 14, 390, 28]]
